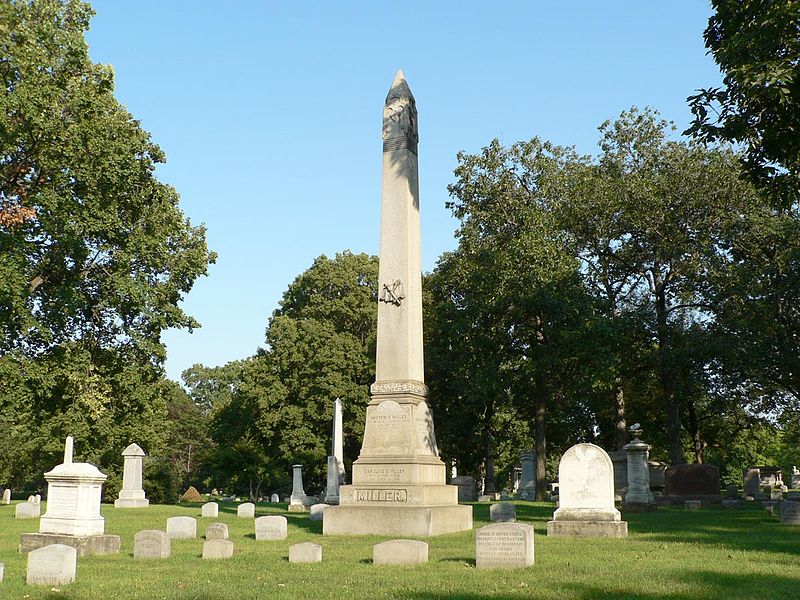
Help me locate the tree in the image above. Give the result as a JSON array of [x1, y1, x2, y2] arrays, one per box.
[[687, 0, 800, 209]]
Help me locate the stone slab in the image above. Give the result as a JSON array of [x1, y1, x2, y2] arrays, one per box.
[[19, 533, 121, 556], [15, 502, 41, 519], [287, 504, 309, 513], [477, 495, 493, 502], [451, 476, 477, 502], [780, 501, 800, 525], [490, 503, 516, 522], [721, 499, 742, 509], [255, 515, 287, 541], [237, 502, 255, 518], [289, 542, 322, 563], [373, 539, 428, 565], [309, 503, 329, 521], [476, 522, 534, 569], [166, 516, 197, 539], [201, 502, 219, 518], [322, 504, 472, 536], [665, 464, 720, 496], [26, 543, 77, 586], [205, 523, 229, 540], [685, 500, 702, 510], [203, 539, 234, 559], [546, 520, 628, 538], [114, 498, 149, 508], [133, 530, 170, 558], [621, 502, 657, 513]]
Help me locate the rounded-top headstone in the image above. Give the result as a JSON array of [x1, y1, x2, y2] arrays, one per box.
[[309, 503, 329, 521], [270, 493, 280, 503], [205, 522, 229, 540], [255, 515, 288, 541], [201, 502, 219, 518], [122, 443, 146, 457], [237, 502, 255, 518], [166, 516, 197, 539]]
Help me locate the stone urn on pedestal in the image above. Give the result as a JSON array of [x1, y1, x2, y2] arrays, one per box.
[[622, 425, 657, 512]]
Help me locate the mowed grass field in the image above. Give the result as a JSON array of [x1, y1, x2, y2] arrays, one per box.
[[0, 500, 798, 599]]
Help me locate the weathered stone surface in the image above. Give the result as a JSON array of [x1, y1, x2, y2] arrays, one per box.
[[166, 516, 197, 539], [743, 468, 761, 496], [770, 489, 784, 500], [133, 530, 170, 558], [477, 495, 493, 502], [201, 502, 219, 518], [685, 500, 702, 510], [373, 539, 428, 565], [624, 434, 654, 505], [115, 443, 148, 508], [2, 488, 11, 504], [0, 562, 4, 581], [546, 520, 628, 538], [270, 493, 279, 503], [203, 539, 234, 560], [517, 452, 536, 500], [205, 523, 229, 540], [665, 464, 720, 497], [780, 501, 800, 525], [15, 502, 40, 519], [609, 450, 628, 501], [309, 503, 329, 521], [255, 515, 287, 541], [26, 543, 76, 585], [451, 476, 477, 502], [290, 465, 310, 508], [237, 502, 255, 518], [476, 523, 534, 569], [324, 505, 472, 537], [20, 532, 120, 556], [289, 542, 322, 563], [490, 503, 516, 523], [725, 484, 739, 498], [325, 398, 347, 505]]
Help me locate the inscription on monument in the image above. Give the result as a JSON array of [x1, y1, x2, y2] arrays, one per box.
[[362, 401, 414, 452], [363, 467, 406, 483], [475, 523, 534, 569], [353, 489, 408, 503], [48, 485, 78, 514]]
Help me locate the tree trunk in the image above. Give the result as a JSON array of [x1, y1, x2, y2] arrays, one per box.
[[534, 371, 547, 501], [483, 431, 496, 494], [656, 287, 683, 465], [614, 381, 626, 450], [687, 400, 703, 464]]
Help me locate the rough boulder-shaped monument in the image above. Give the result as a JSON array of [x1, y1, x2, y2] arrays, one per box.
[[323, 71, 472, 536]]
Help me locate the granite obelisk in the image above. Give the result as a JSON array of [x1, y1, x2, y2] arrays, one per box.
[[323, 71, 472, 536]]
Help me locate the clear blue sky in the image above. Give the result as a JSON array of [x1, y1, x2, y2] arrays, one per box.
[[85, 1, 722, 382]]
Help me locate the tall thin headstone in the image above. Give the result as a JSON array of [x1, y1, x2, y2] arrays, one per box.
[[115, 443, 149, 508], [622, 427, 655, 511], [288, 465, 309, 512], [517, 451, 536, 500], [325, 398, 346, 504], [323, 71, 472, 536]]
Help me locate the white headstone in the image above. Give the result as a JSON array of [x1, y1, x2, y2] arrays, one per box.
[[2, 488, 10, 504], [373, 539, 428, 565], [39, 436, 107, 536], [270, 493, 279, 503], [475, 523, 534, 569], [201, 502, 219, 518], [33, 494, 41, 505], [114, 443, 149, 508], [205, 523, 229, 540], [26, 543, 77, 585], [166, 516, 197, 539], [0, 562, 4, 581], [325, 398, 346, 504], [309, 503, 329, 521], [16, 502, 41, 519], [133, 530, 170, 558], [289, 542, 322, 563], [289, 465, 309, 508], [237, 502, 255, 518], [203, 539, 234, 560], [490, 502, 516, 523], [255, 515, 288, 541]]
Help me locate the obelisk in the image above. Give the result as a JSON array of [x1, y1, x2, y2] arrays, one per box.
[[323, 71, 472, 536], [324, 398, 346, 504]]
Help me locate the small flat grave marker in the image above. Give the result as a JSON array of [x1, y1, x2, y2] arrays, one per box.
[[289, 542, 322, 563], [134, 530, 170, 559], [205, 523, 229, 540], [373, 539, 428, 565], [203, 539, 234, 560], [255, 515, 288, 541], [475, 523, 534, 570]]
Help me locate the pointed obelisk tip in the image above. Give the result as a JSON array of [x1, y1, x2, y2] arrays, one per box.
[[387, 69, 413, 101], [64, 436, 74, 464]]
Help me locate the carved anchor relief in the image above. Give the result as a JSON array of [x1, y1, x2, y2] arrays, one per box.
[[379, 280, 405, 306]]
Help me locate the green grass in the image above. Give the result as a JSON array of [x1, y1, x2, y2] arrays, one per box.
[[1, 500, 798, 599]]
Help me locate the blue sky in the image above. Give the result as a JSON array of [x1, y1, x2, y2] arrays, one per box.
[[85, 1, 722, 382]]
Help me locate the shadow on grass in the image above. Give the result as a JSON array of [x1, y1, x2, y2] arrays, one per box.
[[287, 515, 322, 534], [438, 557, 474, 567]]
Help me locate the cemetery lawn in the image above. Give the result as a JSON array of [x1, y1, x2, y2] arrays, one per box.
[[1, 501, 798, 599]]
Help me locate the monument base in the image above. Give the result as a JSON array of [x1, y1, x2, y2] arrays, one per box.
[[621, 501, 657, 513], [114, 498, 149, 508], [546, 520, 628, 538], [323, 504, 473, 537], [20, 532, 121, 556], [288, 504, 309, 513]]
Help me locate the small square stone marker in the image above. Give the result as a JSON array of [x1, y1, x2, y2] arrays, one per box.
[[780, 501, 800, 525], [166, 516, 197, 539], [205, 523, 229, 540], [373, 539, 428, 565], [237, 502, 255, 518], [134, 530, 170, 559], [27, 543, 77, 585], [475, 523, 534, 570], [490, 502, 516, 523], [255, 515, 288, 541], [685, 500, 702, 511], [203, 539, 234, 560], [201, 502, 219, 518], [289, 542, 322, 563]]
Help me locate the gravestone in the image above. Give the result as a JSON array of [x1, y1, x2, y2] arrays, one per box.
[[322, 72, 472, 537], [20, 436, 120, 556], [663, 464, 721, 505], [289, 542, 322, 563], [16, 502, 40, 519], [373, 539, 428, 565], [685, 500, 701, 510], [608, 450, 628, 502], [203, 539, 234, 560], [2, 488, 9, 504], [26, 544, 77, 585], [547, 443, 628, 538], [780, 501, 800, 525], [255, 515, 287, 541], [743, 468, 761, 497], [114, 443, 148, 508], [725, 484, 739, 499], [490, 503, 516, 523], [205, 523, 229, 540], [270, 493, 279, 503], [288, 465, 310, 512], [771, 488, 784, 500], [451, 476, 477, 502], [133, 530, 170, 558], [475, 523, 534, 569], [33, 494, 41, 504], [324, 398, 347, 505], [477, 494, 493, 502], [201, 502, 219, 518], [0, 562, 4, 581], [237, 502, 255, 518], [517, 452, 536, 500], [623, 428, 655, 511], [648, 461, 667, 492], [166, 516, 197, 539], [758, 466, 783, 487], [792, 466, 800, 489], [309, 503, 329, 521]]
